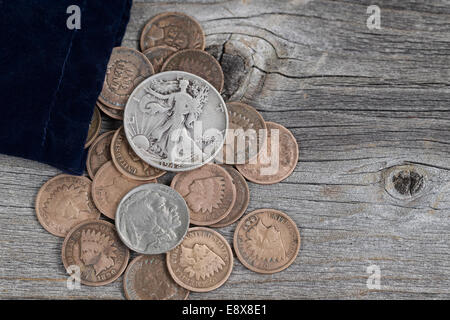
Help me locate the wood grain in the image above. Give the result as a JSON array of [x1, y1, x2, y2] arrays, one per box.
[[0, 0, 449, 299]]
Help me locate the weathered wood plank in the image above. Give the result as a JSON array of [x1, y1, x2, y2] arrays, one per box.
[[0, 0, 449, 299]]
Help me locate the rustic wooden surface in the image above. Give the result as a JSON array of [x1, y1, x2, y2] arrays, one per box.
[[0, 0, 449, 299]]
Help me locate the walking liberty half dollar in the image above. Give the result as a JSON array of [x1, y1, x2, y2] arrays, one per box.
[[115, 184, 190, 254], [123, 71, 228, 172]]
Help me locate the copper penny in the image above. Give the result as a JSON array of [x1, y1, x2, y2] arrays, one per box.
[[98, 47, 154, 110], [233, 209, 300, 274], [85, 106, 101, 148], [216, 102, 267, 165], [166, 227, 233, 292], [97, 100, 123, 120], [236, 121, 299, 184], [210, 166, 249, 228], [161, 49, 224, 92], [123, 254, 189, 300], [62, 219, 130, 286], [171, 164, 236, 226], [143, 46, 177, 73], [86, 131, 115, 179], [111, 126, 166, 181], [140, 12, 205, 52], [35, 174, 101, 237], [92, 161, 155, 219]]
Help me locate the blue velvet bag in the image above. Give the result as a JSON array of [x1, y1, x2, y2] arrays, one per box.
[[0, 0, 132, 174]]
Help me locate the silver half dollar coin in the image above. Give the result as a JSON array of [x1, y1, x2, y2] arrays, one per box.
[[124, 71, 228, 171], [115, 183, 190, 254]]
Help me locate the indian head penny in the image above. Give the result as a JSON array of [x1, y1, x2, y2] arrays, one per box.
[[116, 184, 190, 254], [216, 102, 267, 165], [111, 126, 166, 181], [97, 100, 124, 120], [210, 166, 249, 228], [35, 174, 101, 237], [123, 71, 228, 172], [236, 121, 299, 184], [85, 106, 101, 148], [86, 131, 115, 179], [98, 47, 154, 110], [123, 255, 189, 300], [140, 12, 205, 52], [143, 46, 177, 73], [166, 227, 233, 292], [92, 161, 155, 219], [233, 209, 300, 274], [162, 49, 224, 92], [171, 164, 236, 226], [62, 219, 130, 286]]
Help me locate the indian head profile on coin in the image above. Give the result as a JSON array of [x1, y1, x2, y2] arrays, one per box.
[[115, 184, 190, 254], [123, 71, 228, 172], [62, 220, 130, 286]]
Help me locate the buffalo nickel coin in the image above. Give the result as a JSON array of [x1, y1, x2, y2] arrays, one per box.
[[115, 183, 190, 254]]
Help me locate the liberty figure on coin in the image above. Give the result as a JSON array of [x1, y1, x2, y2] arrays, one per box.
[[135, 78, 207, 164], [125, 71, 228, 172]]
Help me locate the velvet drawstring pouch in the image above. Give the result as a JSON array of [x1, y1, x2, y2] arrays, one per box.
[[0, 0, 132, 175]]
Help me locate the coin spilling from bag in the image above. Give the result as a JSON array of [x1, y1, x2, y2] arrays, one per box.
[[35, 12, 301, 299]]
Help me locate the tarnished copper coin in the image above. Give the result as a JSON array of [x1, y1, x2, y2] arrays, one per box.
[[216, 102, 267, 165], [143, 46, 177, 73], [236, 121, 298, 184], [140, 12, 205, 52], [92, 161, 155, 219], [98, 47, 154, 110], [87, 131, 115, 179], [111, 126, 166, 181], [233, 209, 300, 274], [85, 106, 101, 148], [171, 164, 236, 226], [62, 219, 130, 286], [35, 175, 101, 237], [161, 49, 224, 92], [97, 100, 123, 120], [166, 227, 233, 292], [210, 166, 249, 228], [124, 255, 189, 300]]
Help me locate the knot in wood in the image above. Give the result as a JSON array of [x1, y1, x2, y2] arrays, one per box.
[[384, 165, 427, 200], [206, 42, 251, 101], [392, 170, 424, 196]]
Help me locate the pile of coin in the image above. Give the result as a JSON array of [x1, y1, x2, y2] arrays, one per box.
[[34, 12, 301, 299]]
